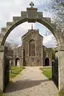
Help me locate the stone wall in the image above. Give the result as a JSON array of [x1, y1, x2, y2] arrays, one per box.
[[56, 51, 64, 90], [0, 50, 4, 91], [13, 46, 23, 66]]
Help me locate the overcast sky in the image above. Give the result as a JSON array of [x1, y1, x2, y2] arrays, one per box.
[[0, 0, 57, 48]]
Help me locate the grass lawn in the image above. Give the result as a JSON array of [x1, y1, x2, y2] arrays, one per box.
[[40, 67, 52, 80], [0, 92, 6, 96], [56, 89, 64, 96], [9, 66, 25, 79], [0, 94, 3, 96], [59, 89, 64, 96], [0, 93, 6, 96]]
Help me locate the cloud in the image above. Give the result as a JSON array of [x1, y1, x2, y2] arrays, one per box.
[[43, 34, 57, 48], [6, 22, 36, 42]]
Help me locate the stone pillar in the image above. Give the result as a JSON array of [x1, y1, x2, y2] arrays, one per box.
[[56, 49, 64, 90], [41, 46, 43, 66], [0, 46, 4, 92], [49, 52, 52, 66]]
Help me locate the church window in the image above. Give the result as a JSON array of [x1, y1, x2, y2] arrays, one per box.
[[29, 40, 35, 56]]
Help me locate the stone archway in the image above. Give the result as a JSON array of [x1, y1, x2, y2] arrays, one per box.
[[0, 2, 64, 91]]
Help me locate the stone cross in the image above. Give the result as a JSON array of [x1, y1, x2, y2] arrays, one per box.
[[30, 2, 34, 8]]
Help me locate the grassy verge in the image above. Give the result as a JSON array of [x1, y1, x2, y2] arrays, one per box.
[[0, 93, 6, 96], [59, 89, 64, 96], [0, 94, 3, 96], [56, 89, 64, 96], [40, 67, 52, 80], [0, 92, 5, 96], [9, 66, 25, 79]]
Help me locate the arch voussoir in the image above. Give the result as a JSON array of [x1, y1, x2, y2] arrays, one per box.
[[13, 16, 21, 22], [43, 17, 51, 23], [7, 22, 13, 28]]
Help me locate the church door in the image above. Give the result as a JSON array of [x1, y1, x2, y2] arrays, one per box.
[[45, 58, 49, 66]]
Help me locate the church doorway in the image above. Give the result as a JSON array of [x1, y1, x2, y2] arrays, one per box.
[[15, 57, 20, 66], [23, 49, 26, 66], [45, 58, 49, 66]]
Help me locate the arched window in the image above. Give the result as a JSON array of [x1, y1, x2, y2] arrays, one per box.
[[29, 39, 35, 56]]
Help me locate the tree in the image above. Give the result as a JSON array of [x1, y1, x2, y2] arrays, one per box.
[[48, 0, 64, 31]]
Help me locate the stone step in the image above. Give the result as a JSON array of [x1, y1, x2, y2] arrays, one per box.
[[13, 16, 21, 22], [38, 12, 43, 19], [21, 11, 27, 19], [1, 28, 7, 32], [43, 17, 51, 23], [7, 22, 13, 27]]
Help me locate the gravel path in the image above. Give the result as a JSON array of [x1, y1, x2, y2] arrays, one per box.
[[5, 67, 58, 96]]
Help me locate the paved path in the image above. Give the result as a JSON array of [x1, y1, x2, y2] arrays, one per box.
[[5, 67, 58, 96]]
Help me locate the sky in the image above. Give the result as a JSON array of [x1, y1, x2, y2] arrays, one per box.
[[0, 0, 57, 48]]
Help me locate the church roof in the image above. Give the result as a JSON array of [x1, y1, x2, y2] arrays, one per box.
[[22, 29, 43, 40]]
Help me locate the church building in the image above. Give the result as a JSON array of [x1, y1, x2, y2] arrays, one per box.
[[13, 28, 52, 66]]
